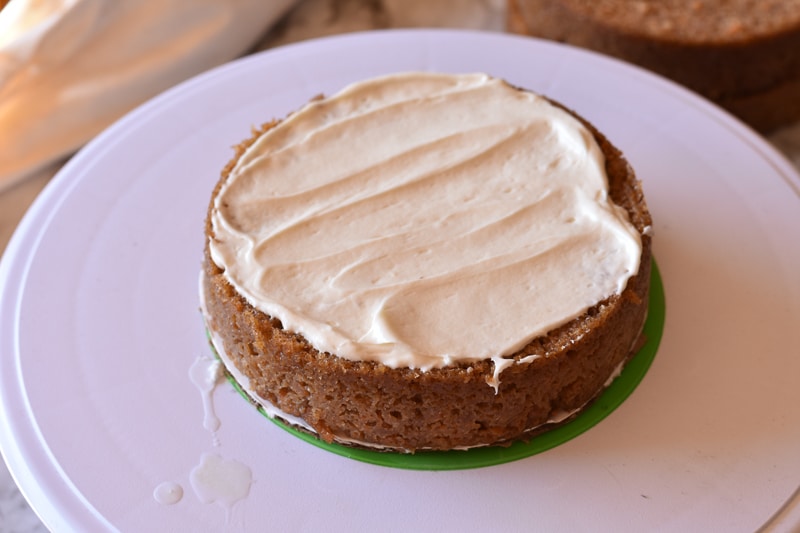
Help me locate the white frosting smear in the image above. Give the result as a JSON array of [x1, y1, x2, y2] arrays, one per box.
[[190, 453, 252, 523], [190, 354, 224, 440], [184, 346, 255, 521], [209, 72, 642, 371]]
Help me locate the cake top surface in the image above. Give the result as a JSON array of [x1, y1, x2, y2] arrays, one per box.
[[208, 72, 642, 372], [560, 0, 800, 42]]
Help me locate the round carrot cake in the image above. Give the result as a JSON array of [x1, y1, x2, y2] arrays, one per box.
[[201, 72, 652, 452]]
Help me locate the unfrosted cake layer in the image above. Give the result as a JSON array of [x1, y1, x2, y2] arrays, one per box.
[[202, 72, 652, 452], [507, 0, 800, 132]]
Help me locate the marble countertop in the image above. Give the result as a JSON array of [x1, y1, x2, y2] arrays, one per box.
[[0, 0, 798, 531]]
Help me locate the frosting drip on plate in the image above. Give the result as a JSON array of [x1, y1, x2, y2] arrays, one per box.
[[209, 72, 641, 371]]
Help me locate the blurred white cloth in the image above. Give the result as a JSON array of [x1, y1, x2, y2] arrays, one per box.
[[0, 0, 296, 191]]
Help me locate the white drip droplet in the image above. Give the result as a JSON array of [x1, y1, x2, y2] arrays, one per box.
[[153, 482, 183, 505]]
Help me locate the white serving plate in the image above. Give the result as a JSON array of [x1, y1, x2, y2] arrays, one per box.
[[1, 29, 799, 532]]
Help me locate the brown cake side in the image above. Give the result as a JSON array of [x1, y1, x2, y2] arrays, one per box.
[[202, 89, 652, 453], [507, 0, 800, 132]]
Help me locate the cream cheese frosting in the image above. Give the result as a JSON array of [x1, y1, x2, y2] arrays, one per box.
[[208, 72, 642, 372]]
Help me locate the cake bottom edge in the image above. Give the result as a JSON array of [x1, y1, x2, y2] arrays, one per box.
[[202, 320, 644, 455]]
